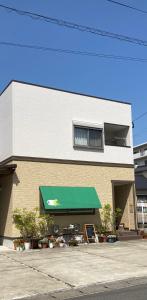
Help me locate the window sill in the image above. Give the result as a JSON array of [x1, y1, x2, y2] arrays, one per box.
[[105, 144, 131, 148], [73, 145, 104, 152]]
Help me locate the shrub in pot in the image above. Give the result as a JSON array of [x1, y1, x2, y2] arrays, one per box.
[[97, 204, 122, 240], [13, 208, 54, 249]]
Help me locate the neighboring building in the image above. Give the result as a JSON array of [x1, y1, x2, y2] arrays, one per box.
[[134, 142, 147, 168], [134, 144, 147, 229], [0, 80, 136, 246]]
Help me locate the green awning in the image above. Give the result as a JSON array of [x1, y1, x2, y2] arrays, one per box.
[[39, 186, 102, 210]]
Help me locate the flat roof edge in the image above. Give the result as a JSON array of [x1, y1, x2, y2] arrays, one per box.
[[0, 80, 132, 105], [134, 142, 147, 149]]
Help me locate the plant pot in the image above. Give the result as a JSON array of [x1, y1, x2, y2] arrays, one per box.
[[31, 238, 40, 249], [42, 243, 48, 248], [107, 237, 116, 243], [59, 242, 64, 248], [98, 236, 104, 243], [49, 242, 54, 249], [38, 242, 42, 249], [24, 242, 31, 250], [13, 244, 17, 250], [103, 236, 107, 242]]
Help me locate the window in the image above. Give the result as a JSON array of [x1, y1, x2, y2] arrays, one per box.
[[46, 208, 95, 215], [104, 123, 130, 147], [140, 149, 145, 156], [74, 126, 103, 149], [143, 207, 147, 213], [137, 195, 147, 203], [137, 206, 142, 212]]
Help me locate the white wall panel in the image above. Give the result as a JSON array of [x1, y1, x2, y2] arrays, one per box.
[[0, 81, 134, 164], [0, 85, 13, 162]]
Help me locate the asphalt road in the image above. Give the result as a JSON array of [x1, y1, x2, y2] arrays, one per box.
[[69, 284, 147, 300]]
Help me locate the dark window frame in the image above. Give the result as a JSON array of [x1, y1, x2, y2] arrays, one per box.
[[44, 208, 95, 216], [73, 125, 103, 150], [104, 122, 130, 148]]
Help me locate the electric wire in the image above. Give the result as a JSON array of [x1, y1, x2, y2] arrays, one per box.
[[133, 111, 147, 122], [106, 0, 147, 15], [0, 3, 147, 47], [1, 41, 147, 63]]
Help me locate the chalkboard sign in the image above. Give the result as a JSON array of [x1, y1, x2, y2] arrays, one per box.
[[84, 224, 96, 243]]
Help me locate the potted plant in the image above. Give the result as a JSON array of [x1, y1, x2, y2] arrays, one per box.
[[107, 234, 117, 243], [69, 239, 78, 247], [13, 208, 38, 249], [98, 204, 122, 242], [48, 236, 56, 248], [38, 237, 49, 248], [55, 235, 65, 248], [13, 207, 54, 250], [24, 238, 31, 250], [13, 239, 24, 251]]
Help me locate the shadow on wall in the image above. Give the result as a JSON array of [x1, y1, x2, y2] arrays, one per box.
[[13, 172, 20, 185], [114, 183, 132, 228], [0, 174, 13, 242]]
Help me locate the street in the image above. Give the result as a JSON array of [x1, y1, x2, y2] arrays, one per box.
[[69, 284, 147, 300], [20, 283, 147, 300]]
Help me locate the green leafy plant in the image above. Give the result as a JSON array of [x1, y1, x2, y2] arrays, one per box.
[[13, 238, 24, 248], [111, 207, 122, 233], [99, 204, 122, 235], [37, 212, 54, 237], [13, 208, 38, 239], [13, 207, 54, 239]]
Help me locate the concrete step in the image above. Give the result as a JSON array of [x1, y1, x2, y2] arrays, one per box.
[[118, 235, 142, 241], [118, 230, 138, 236]]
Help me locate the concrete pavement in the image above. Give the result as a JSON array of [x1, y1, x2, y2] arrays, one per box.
[[1, 240, 147, 299]]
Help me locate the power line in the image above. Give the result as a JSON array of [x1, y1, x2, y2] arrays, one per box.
[[106, 0, 147, 15], [1, 3, 147, 47], [2, 40, 147, 63], [133, 111, 147, 122]]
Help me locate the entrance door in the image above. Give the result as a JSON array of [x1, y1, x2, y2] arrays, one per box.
[[112, 182, 136, 230]]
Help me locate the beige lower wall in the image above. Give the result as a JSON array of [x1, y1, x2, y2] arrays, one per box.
[[10, 160, 135, 237]]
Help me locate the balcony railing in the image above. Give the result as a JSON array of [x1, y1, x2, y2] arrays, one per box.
[[134, 150, 147, 159], [105, 137, 127, 147]]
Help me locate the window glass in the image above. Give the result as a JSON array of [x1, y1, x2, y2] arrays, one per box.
[[137, 206, 142, 212], [104, 123, 129, 147], [74, 127, 88, 146], [74, 126, 103, 149], [89, 129, 102, 148], [137, 195, 147, 203], [143, 207, 147, 213]]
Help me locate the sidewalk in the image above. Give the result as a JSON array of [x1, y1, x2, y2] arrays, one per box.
[[1, 240, 147, 300], [0, 245, 12, 252]]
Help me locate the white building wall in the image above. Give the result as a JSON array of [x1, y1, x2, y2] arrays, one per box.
[[0, 81, 134, 164], [0, 85, 13, 162]]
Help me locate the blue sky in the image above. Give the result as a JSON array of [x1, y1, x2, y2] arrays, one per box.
[[0, 0, 147, 146]]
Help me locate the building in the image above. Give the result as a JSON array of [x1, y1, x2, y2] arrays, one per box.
[[0, 80, 136, 246], [134, 142, 147, 168], [134, 143, 147, 229]]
